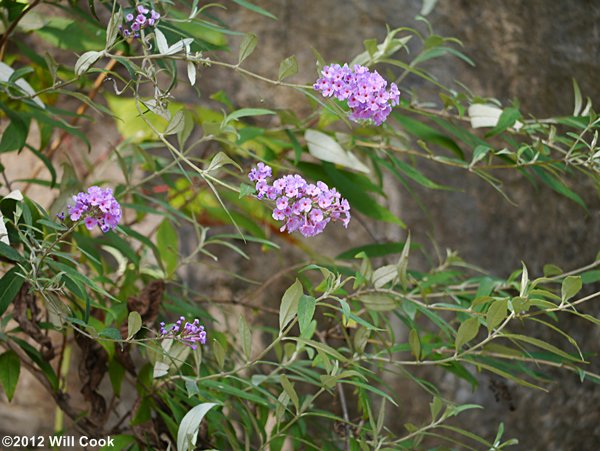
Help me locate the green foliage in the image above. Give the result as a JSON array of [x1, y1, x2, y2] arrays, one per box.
[[0, 1, 599, 449]]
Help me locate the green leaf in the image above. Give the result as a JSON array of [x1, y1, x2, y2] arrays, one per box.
[[223, 108, 275, 126], [99, 327, 122, 341], [297, 295, 316, 335], [389, 156, 447, 189], [212, 339, 225, 370], [430, 396, 443, 421], [502, 334, 583, 363], [487, 107, 522, 136], [105, 8, 123, 47], [561, 276, 582, 303], [408, 328, 421, 360], [127, 311, 142, 340], [280, 374, 299, 411], [206, 151, 242, 172], [533, 167, 586, 210], [156, 219, 179, 277], [358, 293, 397, 312], [278, 55, 298, 81], [108, 359, 125, 398], [279, 279, 302, 332], [239, 315, 252, 360], [177, 403, 218, 451], [397, 232, 411, 289], [393, 114, 464, 159], [238, 183, 255, 198], [372, 265, 397, 288], [0, 351, 20, 401], [0, 242, 23, 262], [486, 298, 508, 332], [336, 241, 409, 259], [0, 267, 24, 316], [0, 112, 29, 153], [232, 0, 277, 19], [455, 317, 480, 350], [323, 165, 405, 226], [164, 110, 186, 135], [285, 337, 347, 362], [155, 28, 169, 54], [74, 50, 103, 76], [238, 33, 258, 64], [543, 264, 562, 277], [201, 380, 270, 405]]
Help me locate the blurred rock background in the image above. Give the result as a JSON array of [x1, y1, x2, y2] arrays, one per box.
[[203, 1, 600, 449], [2, 1, 600, 449]]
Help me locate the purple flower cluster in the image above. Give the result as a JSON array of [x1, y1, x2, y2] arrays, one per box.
[[66, 186, 122, 233], [314, 63, 400, 125], [120, 4, 160, 39], [159, 317, 207, 350], [249, 163, 351, 237]]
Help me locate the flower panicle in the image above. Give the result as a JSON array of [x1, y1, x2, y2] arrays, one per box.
[[249, 163, 351, 238], [63, 186, 121, 233], [120, 4, 161, 39], [314, 63, 400, 125], [159, 317, 207, 350]]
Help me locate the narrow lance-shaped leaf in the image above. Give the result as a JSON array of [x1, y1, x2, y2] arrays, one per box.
[[206, 151, 242, 173], [164, 110, 186, 135], [155, 29, 169, 54], [74, 51, 103, 76], [278, 55, 298, 81], [238, 33, 258, 64], [486, 299, 508, 333], [279, 279, 302, 332], [455, 317, 480, 350], [280, 374, 299, 411], [562, 276, 582, 303], [239, 315, 252, 360], [127, 311, 142, 339], [297, 295, 316, 335], [187, 62, 196, 86], [0, 351, 20, 401], [177, 403, 218, 451], [408, 328, 421, 360]]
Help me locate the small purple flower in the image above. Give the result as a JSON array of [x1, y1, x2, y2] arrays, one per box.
[[63, 186, 122, 233], [248, 164, 351, 237], [160, 317, 207, 350], [120, 4, 160, 39], [314, 63, 400, 126]]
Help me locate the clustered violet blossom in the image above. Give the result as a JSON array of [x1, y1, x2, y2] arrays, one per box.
[[120, 4, 160, 39], [249, 163, 351, 238], [65, 186, 122, 233], [314, 63, 400, 125], [160, 317, 207, 350]]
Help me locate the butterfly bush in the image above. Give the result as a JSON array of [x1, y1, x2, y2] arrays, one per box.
[[120, 4, 160, 39], [249, 163, 351, 237], [314, 63, 400, 125], [159, 317, 207, 350], [65, 186, 122, 233]]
